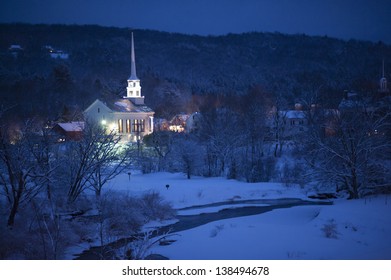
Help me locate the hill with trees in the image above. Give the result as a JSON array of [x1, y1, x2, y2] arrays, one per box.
[[0, 23, 390, 120]]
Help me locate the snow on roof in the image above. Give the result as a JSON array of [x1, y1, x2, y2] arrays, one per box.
[[109, 98, 153, 113], [9, 45, 23, 50], [283, 110, 306, 119], [57, 121, 85, 132], [115, 101, 131, 111]]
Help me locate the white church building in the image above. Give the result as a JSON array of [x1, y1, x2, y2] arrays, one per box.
[[84, 33, 154, 142]]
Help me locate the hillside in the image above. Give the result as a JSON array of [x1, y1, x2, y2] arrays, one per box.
[[0, 23, 390, 119]]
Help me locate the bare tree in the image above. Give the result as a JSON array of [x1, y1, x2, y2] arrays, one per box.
[[64, 123, 133, 202], [143, 130, 173, 171], [0, 120, 50, 227], [200, 108, 242, 177], [305, 108, 391, 199], [89, 139, 134, 198], [170, 134, 204, 179]]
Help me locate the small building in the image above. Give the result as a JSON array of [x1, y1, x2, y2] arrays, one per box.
[[44, 45, 69, 59], [282, 110, 307, 138], [169, 114, 190, 132], [153, 112, 201, 133], [8, 44, 23, 57], [53, 121, 85, 142], [50, 50, 69, 60], [266, 105, 308, 140]]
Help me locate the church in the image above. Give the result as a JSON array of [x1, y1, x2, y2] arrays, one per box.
[[84, 33, 155, 142]]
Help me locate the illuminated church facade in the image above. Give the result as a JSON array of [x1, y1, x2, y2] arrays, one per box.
[[84, 33, 154, 142]]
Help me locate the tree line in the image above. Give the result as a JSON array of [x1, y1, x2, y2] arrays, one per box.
[[1, 23, 390, 121], [143, 89, 391, 200]]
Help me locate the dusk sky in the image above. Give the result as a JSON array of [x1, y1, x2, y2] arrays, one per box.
[[1, 0, 391, 43]]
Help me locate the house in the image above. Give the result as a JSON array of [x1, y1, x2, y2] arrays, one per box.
[[168, 114, 190, 132], [338, 91, 366, 112], [154, 112, 201, 133], [283, 109, 307, 137], [8, 44, 23, 57], [44, 45, 69, 59], [266, 104, 308, 139], [50, 50, 69, 60], [53, 121, 85, 142], [84, 33, 154, 142]]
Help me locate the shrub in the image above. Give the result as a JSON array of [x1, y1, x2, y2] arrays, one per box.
[[321, 219, 338, 239]]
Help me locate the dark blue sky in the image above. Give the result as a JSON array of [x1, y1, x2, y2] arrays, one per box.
[[1, 0, 390, 43]]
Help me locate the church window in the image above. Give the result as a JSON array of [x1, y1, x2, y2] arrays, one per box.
[[118, 119, 123, 133], [290, 120, 295, 126], [136, 91, 139, 96], [133, 119, 145, 133], [133, 82, 136, 87], [98, 107, 100, 113], [126, 119, 131, 133]]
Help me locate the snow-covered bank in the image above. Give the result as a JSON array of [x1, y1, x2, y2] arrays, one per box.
[[150, 197, 391, 259], [104, 172, 391, 260], [107, 171, 309, 209]]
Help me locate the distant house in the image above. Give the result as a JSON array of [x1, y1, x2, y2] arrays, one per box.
[[53, 121, 85, 142], [169, 114, 190, 132], [44, 45, 69, 59], [50, 50, 69, 60], [269, 109, 308, 139], [8, 44, 23, 57], [283, 110, 307, 137], [266, 105, 308, 139], [154, 112, 201, 133], [338, 91, 366, 112], [84, 33, 154, 142]]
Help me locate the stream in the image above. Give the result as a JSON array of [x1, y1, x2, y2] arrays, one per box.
[[73, 198, 332, 260]]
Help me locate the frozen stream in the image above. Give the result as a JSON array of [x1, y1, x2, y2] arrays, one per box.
[[74, 198, 332, 259]]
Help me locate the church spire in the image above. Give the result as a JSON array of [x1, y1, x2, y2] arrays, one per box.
[[126, 32, 144, 103], [379, 59, 388, 93], [129, 32, 138, 80]]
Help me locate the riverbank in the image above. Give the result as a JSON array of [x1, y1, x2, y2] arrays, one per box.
[[151, 196, 391, 259], [70, 172, 391, 260]]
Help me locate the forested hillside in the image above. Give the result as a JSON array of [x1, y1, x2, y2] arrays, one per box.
[[0, 23, 390, 120]]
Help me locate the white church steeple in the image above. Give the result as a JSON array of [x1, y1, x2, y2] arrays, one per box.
[[126, 32, 144, 104], [129, 32, 138, 80]]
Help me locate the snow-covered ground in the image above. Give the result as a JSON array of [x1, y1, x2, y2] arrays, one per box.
[[103, 172, 391, 260], [107, 171, 308, 207]]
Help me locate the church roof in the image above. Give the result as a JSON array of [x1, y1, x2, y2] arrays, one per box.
[[106, 98, 154, 113]]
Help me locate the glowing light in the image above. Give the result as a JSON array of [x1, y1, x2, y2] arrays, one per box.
[[101, 119, 107, 125], [109, 123, 117, 131]]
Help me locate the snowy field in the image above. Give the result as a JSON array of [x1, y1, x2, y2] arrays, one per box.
[[102, 172, 391, 260]]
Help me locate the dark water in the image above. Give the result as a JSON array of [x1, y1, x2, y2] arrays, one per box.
[[74, 198, 331, 260]]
